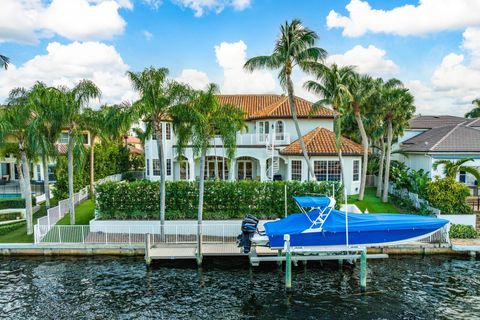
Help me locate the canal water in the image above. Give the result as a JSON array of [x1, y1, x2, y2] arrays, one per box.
[[0, 255, 479, 319]]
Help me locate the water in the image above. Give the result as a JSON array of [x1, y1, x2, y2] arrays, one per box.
[[0, 194, 21, 199], [0, 255, 479, 319]]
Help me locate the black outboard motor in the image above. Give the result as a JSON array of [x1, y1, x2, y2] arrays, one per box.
[[237, 214, 259, 254]]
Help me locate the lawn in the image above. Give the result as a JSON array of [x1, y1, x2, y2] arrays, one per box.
[[0, 199, 94, 243], [57, 200, 95, 225], [347, 187, 403, 213]]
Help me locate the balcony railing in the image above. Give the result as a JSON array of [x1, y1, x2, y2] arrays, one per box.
[[235, 133, 291, 145]]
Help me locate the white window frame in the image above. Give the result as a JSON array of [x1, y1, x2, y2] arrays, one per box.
[[353, 160, 360, 182], [59, 133, 69, 144], [153, 159, 160, 176], [166, 123, 171, 140], [314, 160, 341, 182], [291, 160, 302, 181], [166, 159, 172, 176], [275, 120, 284, 141]]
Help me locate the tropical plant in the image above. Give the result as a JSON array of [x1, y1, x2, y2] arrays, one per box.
[[304, 64, 355, 189], [380, 80, 415, 203], [128, 67, 188, 231], [0, 54, 9, 70], [171, 83, 245, 264], [56, 80, 101, 224], [449, 224, 477, 239], [244, 19, 327, 180], [0, 88, 39, 234], [432, 158, 480, 182], [426, 177, 472, 214], [465, 99, 480, 118]]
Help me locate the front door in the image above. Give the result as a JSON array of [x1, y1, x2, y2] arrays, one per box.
[[237, 161, 253, 180]]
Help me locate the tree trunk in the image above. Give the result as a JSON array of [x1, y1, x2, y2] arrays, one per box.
[[197, 148, 207, 264], [16, 161, 25, 199], [21, 150, 33, 235], [42, 155, 51, 209], [155, 127, 166, 235], [354, 110, 369, 200], [89, 139, 95, 200], [286, 76, 316, 181], [382, 121, 393, 203], [376, 138, 385, 197], [68, 135, 75, 225]]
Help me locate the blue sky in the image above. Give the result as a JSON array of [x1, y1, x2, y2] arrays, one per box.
[[1, 0, 480, 115]]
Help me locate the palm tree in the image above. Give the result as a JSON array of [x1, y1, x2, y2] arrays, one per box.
[[171, 83, 245, 264], [0, 88, 39, 235], [56, 80, 101, 224], [244, 19, 327, 180], [380, 81, 415, 202], [128, 67, 188, 232], [432, 158, 480, 182], [0, 54, 9, 70], [304, 64, 355, 189], [465, 99, 480, 118]]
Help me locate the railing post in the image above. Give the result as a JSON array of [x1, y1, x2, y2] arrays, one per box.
[[105, 231, 108, 244], [58, 226, 62, 244], [176, 225, 178, 244], [129, 227, 131, 245], [82, 226, 85, 244], [222, 224, 225, 243]]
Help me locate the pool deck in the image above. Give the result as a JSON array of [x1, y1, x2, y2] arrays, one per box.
[[0, 241, 476, 257]]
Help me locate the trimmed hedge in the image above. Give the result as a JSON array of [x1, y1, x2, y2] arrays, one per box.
[[426, 177, 472, 214], [0, 212, 21, 222], [449, 224, 478, 239], [96, 180, 344, 220], [0, 221, 25, 236], [0, 198, 36, 210]]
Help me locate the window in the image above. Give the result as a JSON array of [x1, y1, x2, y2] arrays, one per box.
[[353, 160, 360, 182], [459, 170, 466, 183], [82, 133, 89, 145], [314, 160, 341, 181], [258, 121, 270, 142], [166, 123, 171, 140], [146, 159, 150, 176], [166, 159, 172, 176], [275, 121, 284, 141], [48, 165, 56, 181], [36, 164, 41, 181], [180, 161, 189, 180], [291, 160, 302, 181], [59, 133, 69, 144], [204, 157, 229, 180], [153, 159, 160, 176], [237, 157, 253, 180]]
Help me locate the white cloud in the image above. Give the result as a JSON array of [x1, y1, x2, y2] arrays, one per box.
[[0, 0, 129, 43], [142, 0, 162, 10], [143, 30, 153, 41], [173, 0, 251, 17], [175, 69, 210, 90], [327, 0, 480, 37], [214, 40, 276, 94], [0, 41, 136, 105], [327, 45, 398, 76]]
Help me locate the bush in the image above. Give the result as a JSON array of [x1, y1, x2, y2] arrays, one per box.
[[0, 198, 36, 210], [96, 180, 344, 220], [0, 212, 21, 222], [449, 224, 477, 239], [426, 177, 472, 214], [0, 221, 25, 236]]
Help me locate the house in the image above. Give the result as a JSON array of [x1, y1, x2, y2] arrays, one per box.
[[396, 115, 480, 193], [143, 94, 364, 195]]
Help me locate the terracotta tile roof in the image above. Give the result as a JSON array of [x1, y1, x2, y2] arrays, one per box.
[[126, 136, 141, 144], [280, 127, 363, 156], [216, 95, 335, 120], [128, 146, 144, 155]]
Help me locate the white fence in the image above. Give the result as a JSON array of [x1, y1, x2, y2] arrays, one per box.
[[388, 183, 441, 215], [34, 173, 124, 244], [34, 223, 240, 245]]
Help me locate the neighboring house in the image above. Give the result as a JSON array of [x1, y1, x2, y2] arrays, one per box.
[[144, 95, 363, 195], [396, 115, 480, 193]]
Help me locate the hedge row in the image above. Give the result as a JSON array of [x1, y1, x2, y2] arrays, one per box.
[[0, 221, 25, 236], [96, 180, 344, 220], [0, 212, 21, 222], [449, 224, 478, 239], [0, 198, 36, 210]]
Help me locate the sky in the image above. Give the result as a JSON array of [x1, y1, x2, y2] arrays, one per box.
[[1, 0, 480, 116]]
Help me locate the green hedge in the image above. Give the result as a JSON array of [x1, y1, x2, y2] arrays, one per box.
[[0, 198, 36, 210], [426, 177, 472, 214], [449, 224, 478, 239], [96, 180, 344, 220], [0, 221, 25, 236], [0, 212, 21, 222]]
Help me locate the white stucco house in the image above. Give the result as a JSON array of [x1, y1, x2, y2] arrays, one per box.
[[143, 94, 364, 195], [395, 115, 480, 194]]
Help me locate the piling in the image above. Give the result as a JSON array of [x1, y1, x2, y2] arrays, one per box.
[[145, 233, 151, 266], [360, 249, 367, 292], [284, 234, 292, 290]]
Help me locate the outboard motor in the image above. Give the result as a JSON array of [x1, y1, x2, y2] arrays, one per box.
[[237, 214, 259, 254]]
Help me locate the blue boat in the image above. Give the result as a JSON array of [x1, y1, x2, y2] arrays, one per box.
[[240, 196, 449, 251]]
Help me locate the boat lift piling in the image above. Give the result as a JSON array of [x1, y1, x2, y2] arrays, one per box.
[[284, 234, 292, 290]]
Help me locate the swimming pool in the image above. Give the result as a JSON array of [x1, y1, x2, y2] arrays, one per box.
[[0, 193, 22, 199]]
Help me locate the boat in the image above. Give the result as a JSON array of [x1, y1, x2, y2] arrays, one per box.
[[238, 196, 449, 253]]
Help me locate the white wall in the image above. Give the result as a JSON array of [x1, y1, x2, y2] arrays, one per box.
[[438, 214, 476, 228]]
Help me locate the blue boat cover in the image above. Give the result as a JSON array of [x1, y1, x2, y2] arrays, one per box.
[[293, 196, 332, 208], [263, 210, 449, 247]]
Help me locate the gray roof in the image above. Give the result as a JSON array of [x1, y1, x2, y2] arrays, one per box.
[[409, 115, 480, 129], [401, 124, 480, 152]]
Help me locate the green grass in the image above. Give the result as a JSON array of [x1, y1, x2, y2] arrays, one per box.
[[347, 187, 403, 213], [57, 200, 95, 225]]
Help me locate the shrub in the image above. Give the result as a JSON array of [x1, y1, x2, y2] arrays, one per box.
[[426, 177, 472, 214], [0, 221, 25, 236], [95, 180, 344, 220], [449, 224, 477, 239], [0, 212, 21, 222], [0, 198, 36, 210]]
